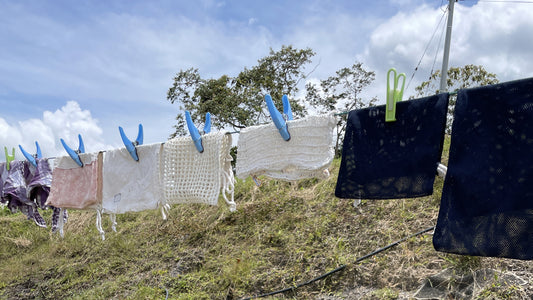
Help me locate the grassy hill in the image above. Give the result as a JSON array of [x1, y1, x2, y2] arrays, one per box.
[[0, 140, 531, 299]]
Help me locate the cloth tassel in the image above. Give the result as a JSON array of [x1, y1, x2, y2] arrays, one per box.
[[110, 213, 117, 232], [160, 203, 170, 220], [222, 153, 236, 212], [96, 209, 105, 241], [57, 208, 65, 238]]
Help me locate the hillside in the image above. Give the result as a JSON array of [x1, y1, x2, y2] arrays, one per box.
[[0, 140, 531, 299]]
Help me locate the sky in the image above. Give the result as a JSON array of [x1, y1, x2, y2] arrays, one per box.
[[1, 0, 532, 158]]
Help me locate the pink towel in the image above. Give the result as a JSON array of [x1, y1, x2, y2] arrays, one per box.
[[47, 152, 102, 210]]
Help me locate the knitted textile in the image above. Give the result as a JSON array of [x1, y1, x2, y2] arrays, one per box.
[[163, 131, 235, 211], [335, 93, 449, 199], [433, 78, 533, 260], [47, 152, 103, 210], [102, 143, 164, 214], [236, 114, 336, 181]]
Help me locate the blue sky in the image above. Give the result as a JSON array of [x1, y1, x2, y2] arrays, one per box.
[[1, 0, 532, 157]]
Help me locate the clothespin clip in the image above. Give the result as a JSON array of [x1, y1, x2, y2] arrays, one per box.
[[119, 124, 143, 161], [4, 147, 15, 171], [19, 141, 42, 167], [265, 94, 293, 141], [60, 134, 85, 167], [386, 68, 406, 122], [185, 111, 211, 153]]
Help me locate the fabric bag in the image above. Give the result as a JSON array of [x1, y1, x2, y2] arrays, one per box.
[[236, 114, 336, 181], [335, 93, 449, 199], [163, 131, 235, 211], [433, 78, 533, 260], [47, 152, 102, 210], [102, 143, 164, 215]]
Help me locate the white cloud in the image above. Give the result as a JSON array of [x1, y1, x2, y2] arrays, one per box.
[[0, 101, 112, 160], [1, 0, 532, 146], [359, 2, 533, 101]]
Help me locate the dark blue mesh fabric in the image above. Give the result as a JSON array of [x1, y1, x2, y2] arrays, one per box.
[[335, 93, 449, 199], [433, 78, 533, 260]]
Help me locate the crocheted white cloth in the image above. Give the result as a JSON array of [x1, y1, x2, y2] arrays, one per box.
[[102, 143, 164, 215], [163, 131, 235, 211], [236, 114, 336, 181]]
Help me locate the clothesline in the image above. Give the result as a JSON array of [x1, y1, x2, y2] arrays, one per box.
[[334, 90, 458, 117], [1, 77, 531, 261]]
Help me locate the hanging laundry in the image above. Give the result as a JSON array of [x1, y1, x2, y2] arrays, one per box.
[[47, 152, 103, 210], [2, 160, 47, 227], [433, 78, 533, 260], [47, 152, 104, 238], [335, 93, 449, 199], [163, 131, 235, 211], [27, 158, 52, 207], [0, 162, 8, 203], [27, 158, 67, 233], [101, 143, 164, 217], [236, 114, 336, 181]]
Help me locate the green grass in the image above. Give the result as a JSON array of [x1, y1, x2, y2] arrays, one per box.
[[0, 138, 530, 299]]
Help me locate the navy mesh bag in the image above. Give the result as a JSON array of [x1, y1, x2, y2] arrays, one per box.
[[433, 78, 533, 260], [335, 93, 449, 199]]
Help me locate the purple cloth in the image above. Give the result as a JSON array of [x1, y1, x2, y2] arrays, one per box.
[[51, 207, 68, 233], [4, 160, 33, 209], [0, 162, 8, 204], [25, 158, 68, 230], [28, 158, 53, 208], [3, 160, 46, 227]]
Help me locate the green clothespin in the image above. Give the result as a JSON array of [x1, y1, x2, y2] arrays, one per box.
[[4, 146, 15, 171], [386, 68, 406, 122]]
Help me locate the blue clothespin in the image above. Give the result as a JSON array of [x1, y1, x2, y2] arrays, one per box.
[[60, 134, 85, 167], [185, 111, 211, 153], [4, 147, 15, 171], [19, 141, 42, 167], [119, 124, 143, 161], [386, 68, 406, 122], [265, 94, 293, 141]]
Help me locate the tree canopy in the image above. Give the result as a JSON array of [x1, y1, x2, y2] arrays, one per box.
[[306, 62, 377, 155], [414, 64, 499, 133], [166, 46, 377, 148], [167, 46, 316, 137]]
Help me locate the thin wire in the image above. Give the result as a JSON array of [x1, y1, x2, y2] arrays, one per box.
[[406, 5, 448, 90], [240, 226, 435, 300], [333, 91, 455, 116], [429, 9, 448, 78]]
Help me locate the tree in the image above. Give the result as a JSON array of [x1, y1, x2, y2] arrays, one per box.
[[305, 62, 377, 156], [166, 46, 316, 137], [415, 64, 499, 133]]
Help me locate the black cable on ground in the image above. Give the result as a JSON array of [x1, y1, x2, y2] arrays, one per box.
[[240, 226, 435, 300]]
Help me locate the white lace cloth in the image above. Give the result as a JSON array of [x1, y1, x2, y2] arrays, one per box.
[[163, 131, 236, 211], [102, 143, 165, 225], [236, 114, 336, 181]]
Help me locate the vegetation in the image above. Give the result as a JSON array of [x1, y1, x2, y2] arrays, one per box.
[[166, 46, 377, 147], [305, 63, 377, 156], [0, 141, 531, 299], [166, 46, 316, 137], [414, 64, 499, 133]]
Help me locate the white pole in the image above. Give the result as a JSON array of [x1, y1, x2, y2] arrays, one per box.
[[439, 0, 455, 93]]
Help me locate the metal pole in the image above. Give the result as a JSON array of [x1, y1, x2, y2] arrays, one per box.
[[439, 0, 455, 93]]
